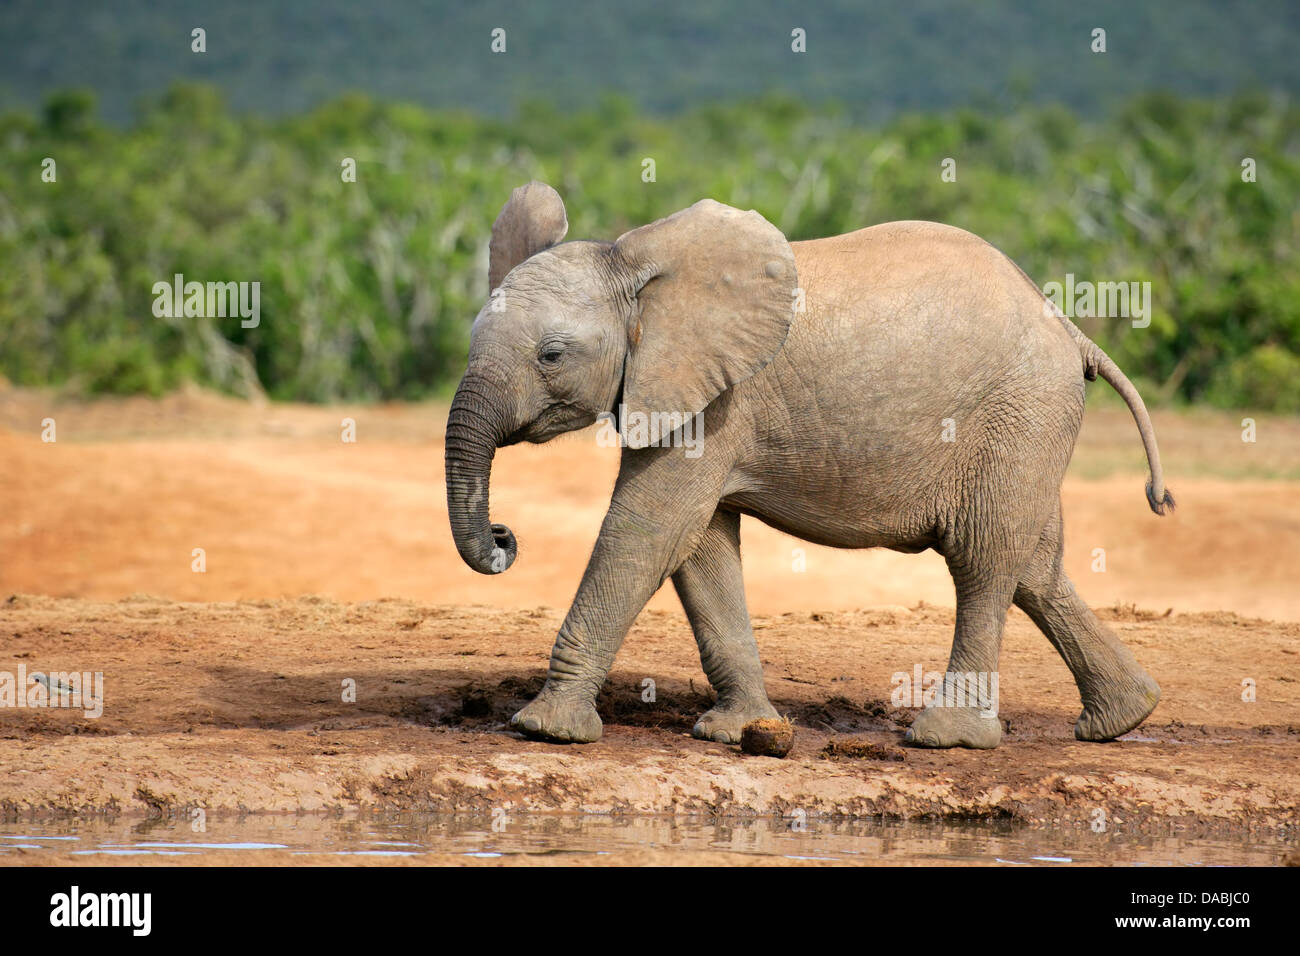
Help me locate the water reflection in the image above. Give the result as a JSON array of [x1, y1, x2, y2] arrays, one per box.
[[0, 815, 1290, 865]]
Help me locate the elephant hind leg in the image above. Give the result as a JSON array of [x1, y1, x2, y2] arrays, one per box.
[[1013, 501, 1160, 741], [671, 509, 778, 743], [906, 514, 1040, 750]]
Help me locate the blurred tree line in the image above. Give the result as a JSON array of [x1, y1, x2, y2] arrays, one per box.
[[7, 0, 1298, 122], [0, 85, 1296, 410]]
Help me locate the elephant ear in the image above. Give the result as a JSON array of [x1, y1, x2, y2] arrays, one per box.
[[488, 181, 569, 290], [613, 200, 797, 448]]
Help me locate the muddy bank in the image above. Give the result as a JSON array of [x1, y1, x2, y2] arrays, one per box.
[[2, 597, 1296, 837]]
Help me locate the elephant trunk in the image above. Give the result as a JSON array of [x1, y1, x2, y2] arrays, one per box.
[[445, 377, 518, 574]]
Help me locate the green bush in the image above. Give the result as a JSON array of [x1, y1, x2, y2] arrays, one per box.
[[1206, 345, 1300, 414], [0, 85, 1296, 409]]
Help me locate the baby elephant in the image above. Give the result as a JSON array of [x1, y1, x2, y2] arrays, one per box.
[[446, 182, 1170, 749]]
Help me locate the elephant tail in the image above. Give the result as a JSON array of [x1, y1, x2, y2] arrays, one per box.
[[994, 247, 1174, 516], [1059, 315, 1176, 516]]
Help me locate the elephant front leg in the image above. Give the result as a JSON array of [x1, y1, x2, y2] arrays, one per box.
[[510, 459, 728, 743], [507, 623, 608, 742], [508, 563, 635, 742], [671, 509, 777, 743]]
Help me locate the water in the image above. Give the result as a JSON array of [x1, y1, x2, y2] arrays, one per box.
[[0, 814, 1290, 865]]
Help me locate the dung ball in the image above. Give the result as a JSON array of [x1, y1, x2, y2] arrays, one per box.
[[740, 717, 794, 758]]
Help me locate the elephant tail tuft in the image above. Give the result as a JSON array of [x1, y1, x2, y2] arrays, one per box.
[[1145, 479, 1176, 516]]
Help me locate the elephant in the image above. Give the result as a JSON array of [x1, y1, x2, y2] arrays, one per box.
[[445, 180, 1172, 749]]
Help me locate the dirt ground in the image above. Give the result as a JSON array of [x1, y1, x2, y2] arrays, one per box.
[[2, 387, 1299, 620], [1, 386, 1297, 865]]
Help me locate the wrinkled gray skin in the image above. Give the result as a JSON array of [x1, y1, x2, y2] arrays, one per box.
[[446, 181, 1171, 749]]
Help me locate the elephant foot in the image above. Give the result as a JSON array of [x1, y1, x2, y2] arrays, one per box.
[[1075, 672, 1161, 741], [692, 699, 780, 744], [509, 695, 603, 743], [905, 705, 1002, 749]]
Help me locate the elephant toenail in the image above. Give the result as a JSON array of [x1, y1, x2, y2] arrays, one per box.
[[524, 716, 541, 732]]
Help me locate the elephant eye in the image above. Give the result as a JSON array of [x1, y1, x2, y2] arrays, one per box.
[[539, 347, 563, 366]]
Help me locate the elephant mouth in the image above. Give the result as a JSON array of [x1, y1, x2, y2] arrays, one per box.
[[503, 403, 596, 445]]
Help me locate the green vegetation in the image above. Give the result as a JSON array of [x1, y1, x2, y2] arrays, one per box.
[[1, 86, 1296, 409]]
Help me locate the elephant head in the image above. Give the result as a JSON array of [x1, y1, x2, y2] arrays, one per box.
[[445, 182, 798, 574]]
